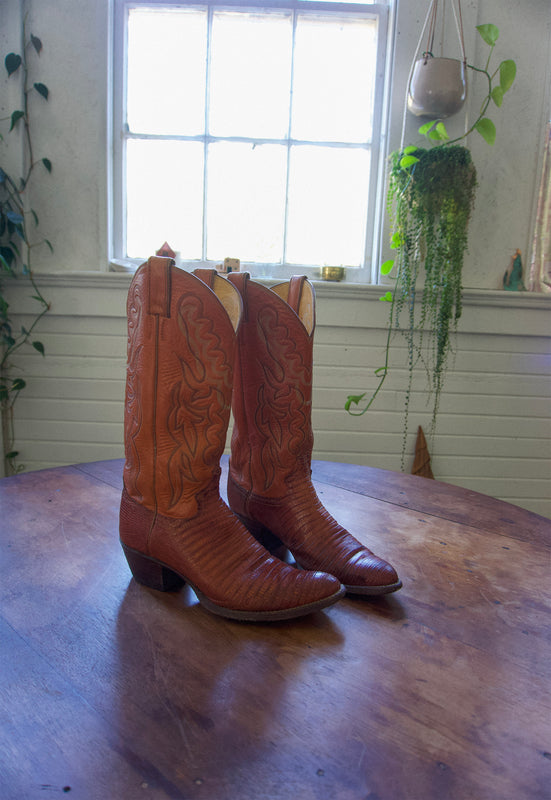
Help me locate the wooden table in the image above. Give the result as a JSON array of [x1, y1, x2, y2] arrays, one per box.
[[1, 457, 549, 800]]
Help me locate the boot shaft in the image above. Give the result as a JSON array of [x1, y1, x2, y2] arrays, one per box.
[[124, 257, 241, 519], [228, 273, 316, 497]]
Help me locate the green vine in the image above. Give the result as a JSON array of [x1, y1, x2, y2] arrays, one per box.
[[346, 23, 516, 469], [1, 26, 51, 475]]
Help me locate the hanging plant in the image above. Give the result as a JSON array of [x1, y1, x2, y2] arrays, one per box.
[[346, 21, 516, 467], [385, 145, 476, 456]]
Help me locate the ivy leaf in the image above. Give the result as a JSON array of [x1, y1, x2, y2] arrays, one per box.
[[428, 122, 449, 141], [435, 122, 449, 140], [380, 259, 394, 275], [31, 35, 43, 54], [475, 117, 496, 145], [400, 155, 419, 169], [374, 367, 387, 376], [402, 145, 418, 155], [31, 209, 39, 227], [491, 86, 504, 107], [11, 378, 26, 392], [380, 291, 393, 302], [5, 451, 19, 460], [8, 220, 24, 241], [42, 158, 52, 173], [344, 393, 366, 411], [5, 53, 22, 76], [500, 60, 516, 93], [0, 253, 13, 273], [10, 110, 25, 131], [34, 82, 49, 100], [32, 341, 45, 356], [418, 120, 437, 136], [0, 246, 15, 266], [12, 222, 25, 240], [390, 231, 403, 248], [6, 210, 24, 225], [476, 24, 499, 46]]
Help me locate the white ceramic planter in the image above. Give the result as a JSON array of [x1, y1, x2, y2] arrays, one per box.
[[408, 56, 467, 118]]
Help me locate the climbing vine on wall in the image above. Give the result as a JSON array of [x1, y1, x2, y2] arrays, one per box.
[[1, 26, 51, 474]]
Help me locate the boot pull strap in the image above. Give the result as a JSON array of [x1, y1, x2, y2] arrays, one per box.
[[193, 268, 217, 289], [287, 276, 307, 315], [228, 272, 250, 321], [147, 256, 174, 317]]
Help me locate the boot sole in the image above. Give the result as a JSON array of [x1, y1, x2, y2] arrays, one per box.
[[120, 541, 345, 622], [342, 580, 403, 596], [234, 514, 403, 597]]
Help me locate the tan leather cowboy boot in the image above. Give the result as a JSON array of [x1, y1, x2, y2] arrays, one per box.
[[227, 272, 402, 596], [119, 257, 344, 621]]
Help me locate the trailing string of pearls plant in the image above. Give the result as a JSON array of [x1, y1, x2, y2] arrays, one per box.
[[346, 14, 516, 468]]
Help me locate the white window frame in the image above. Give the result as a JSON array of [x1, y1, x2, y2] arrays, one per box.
[[111, 0, 393, 283]]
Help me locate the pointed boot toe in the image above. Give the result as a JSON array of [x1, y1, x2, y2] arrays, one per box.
[[339, 551, 403, 596]]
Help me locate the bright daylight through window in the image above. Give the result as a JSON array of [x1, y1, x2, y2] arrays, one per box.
[[113, 1, 390, 278]]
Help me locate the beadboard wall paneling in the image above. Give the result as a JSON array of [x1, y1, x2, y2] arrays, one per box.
[[4, 275, 551, 518]]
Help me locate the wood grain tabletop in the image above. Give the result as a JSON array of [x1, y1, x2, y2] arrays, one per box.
[[1, 457, 549, 800]]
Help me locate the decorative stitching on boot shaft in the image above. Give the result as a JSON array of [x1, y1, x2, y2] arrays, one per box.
[[124, 264, 235, 519]]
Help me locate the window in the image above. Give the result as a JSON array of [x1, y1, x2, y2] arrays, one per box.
[[112, 0, 391, 280]]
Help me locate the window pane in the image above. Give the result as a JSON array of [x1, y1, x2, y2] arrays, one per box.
[[286, 146, 370, 266], [292, 15, 377, 142], [127, 9, 207, 135], [206, 142, 287, 262], [209, 11, 293, 139], [126, 139, 204, 259]]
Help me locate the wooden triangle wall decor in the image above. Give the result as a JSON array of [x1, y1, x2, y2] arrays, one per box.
[[411, 426, 435, 479]]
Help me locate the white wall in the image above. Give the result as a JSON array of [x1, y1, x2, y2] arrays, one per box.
[[6, 274, 551, 518], [0, 0, 111, 273], [1, 0, 551, 517], [1, 0, 548, 285]]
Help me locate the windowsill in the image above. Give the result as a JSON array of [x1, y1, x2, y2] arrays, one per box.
[[16, 269, 551, 310], [108, 258, 375, 285]]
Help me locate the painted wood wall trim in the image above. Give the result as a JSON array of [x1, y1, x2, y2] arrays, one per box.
[[19, 270, 551, 304], [3, 274, 551, 518]]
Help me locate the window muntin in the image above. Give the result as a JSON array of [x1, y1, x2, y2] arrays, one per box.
[[113, 1, 390, 279]]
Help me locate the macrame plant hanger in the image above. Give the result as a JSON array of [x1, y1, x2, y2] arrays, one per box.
[[400, 0, 468, 150]]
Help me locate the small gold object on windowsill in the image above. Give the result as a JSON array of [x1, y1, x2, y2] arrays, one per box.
[[320, 266, 345, 281]]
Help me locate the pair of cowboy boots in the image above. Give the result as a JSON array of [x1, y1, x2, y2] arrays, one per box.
[[119, 257, 401, 622]]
